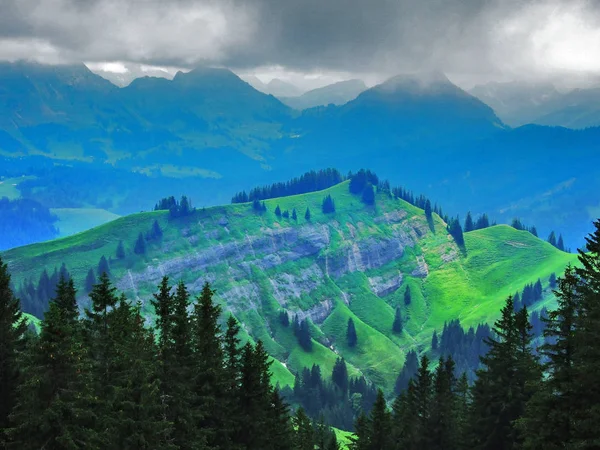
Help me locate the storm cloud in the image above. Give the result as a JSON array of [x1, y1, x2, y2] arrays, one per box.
[[1, 0, 600, 82]]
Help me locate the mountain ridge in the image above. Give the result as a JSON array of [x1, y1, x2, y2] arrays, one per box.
[[2, 180, 577, 392]]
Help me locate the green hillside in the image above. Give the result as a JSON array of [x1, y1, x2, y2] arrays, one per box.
[[2, 181, 577, 392]]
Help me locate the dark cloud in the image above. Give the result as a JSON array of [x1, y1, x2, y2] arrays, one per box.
[[1, 0, 599, 82]]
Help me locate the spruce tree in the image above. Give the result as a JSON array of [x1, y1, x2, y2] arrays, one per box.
[[293, 408, 313, 450], [108, 299, 172, 449], [84, 273, 119, 445], [547, 231, 557, 247], [517, 266, 580, 448], [347, 318, 357, 348], [305, 207, 311, 221], [85, 268, 96, 293], [9, 277, 99, 449], [413, 355, 433, 448], [470, 297, 540, 449], [557, 234, 565, 251], [191, 282, 226, 448], [432, 330, 439, 350], [428, 356, 457, 450], [425, 199, 432, 220], [292, 208, 298, 221], [134, 232, 146, 255], [404, 285, 412, 306], [0, 257, 27, 444], [151, 276, 173, 352], [116, 240, 126, 259], [571, 220, 600, 446], [97, 255, 110, 277], [361, 184, 375, 205], [275, 205, 282, 218], [392, 307, 403, 334], [150, 220, 163, 240], [464, 212, 474, 232], [391, 380, 418, 448], [368, 389, 392, 450], [165, 281, 198, 448]]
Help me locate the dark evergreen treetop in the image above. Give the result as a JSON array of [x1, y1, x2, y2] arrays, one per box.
[[134, 232, 146, 255], [361, 184, 376, 205], [347, 318, 357, 348], [232, 168, 344, 203], [322, 195, 336, 214], [116, 240, 125, 259], [0, 256, 28, 437], [305, 207, 311, 221], [97, 255, 110, 277], [464, 211, 474, 232]]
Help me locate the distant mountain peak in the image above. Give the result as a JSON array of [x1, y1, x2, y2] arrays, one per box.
[[376, 70, 454, 94]]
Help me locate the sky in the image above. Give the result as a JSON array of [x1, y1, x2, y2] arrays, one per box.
[[1, 0, 600, 90]]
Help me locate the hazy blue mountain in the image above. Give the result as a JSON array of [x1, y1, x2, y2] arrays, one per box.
[[1, 63, 599, 249], [470, 80, 600, 129], [469, 80, 562, 127], [265, 78, 304, 97], [278, 79, 367, 109], [533, 87, 600, 129]]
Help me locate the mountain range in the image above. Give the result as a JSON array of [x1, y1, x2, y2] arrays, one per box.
[[0, 61, 599, 249], [469, 80, 600, 129]]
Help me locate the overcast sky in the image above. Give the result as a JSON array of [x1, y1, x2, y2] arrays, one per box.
[[1, 0, 600, 89]]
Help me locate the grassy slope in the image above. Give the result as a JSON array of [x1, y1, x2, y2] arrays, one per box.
[[2, 182, 578, 393]]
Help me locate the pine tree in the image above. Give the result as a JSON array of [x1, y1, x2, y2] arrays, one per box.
[[83, 273, 120, 445], [455, 372, 471, 450], [305, 207, 311, 221], [404, 285, 412, 306], [85, 268, 96, 293], [151, 276, 173, 352], [428, 356, 458, 450], [332, 357, 349, 395], [368, 389, 392, 450], [391, 380, 418, 448], [548, 231, 557, 247], [549, 272, 557, 288], [432, 330, 439, 350], [97, 255, 110, 277], [297, 319, 313, 352], [0, 256, 27, 444], [191, 282, 226, 448], [425, 199, 432, 220], [322, 195, 336, 214], [164, 281, 198, 448], [464, 212, 474, 232], [292, 208, 298, 221], [107, 299, 172, 449], [470, 297, 540, 449], [557, 234, 565, 251], [571, 220, 600, 447], [9, 277, 99, 449], [413, 355, 433, 448], [116, 240, 126, 259], [517, 266, 579, 448], [347, 318, 357, 348], [134, 232, 146, 255], [150, 220, 163, 240], [223, 315, 243, 448], [361, 184, 375, 205], [275, 205, 282, 218], [293, 408, 313, 450], [392, 307, 403, 334]]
